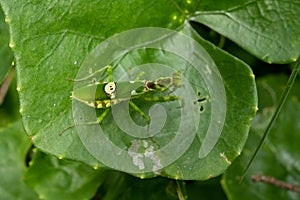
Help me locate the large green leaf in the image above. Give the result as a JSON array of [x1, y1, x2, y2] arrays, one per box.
[[25, 150, 105, 200], [0, 5, 13, 84], [1, 0, 257, 180], [0, 121, 38, 200], [222, 74, 300, 199], [192, 0, 300, 63]]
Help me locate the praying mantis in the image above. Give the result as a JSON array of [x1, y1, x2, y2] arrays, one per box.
[[60, 65, 206, 135]]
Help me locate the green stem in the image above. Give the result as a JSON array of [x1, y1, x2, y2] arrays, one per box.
[[176, 180, 187, 200], [240, 59, 300, 181], [218, 35, 226, 49]]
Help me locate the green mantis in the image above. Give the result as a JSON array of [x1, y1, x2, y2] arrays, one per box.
[[61, 65, 190, 135], [60, 64, 209, 136]]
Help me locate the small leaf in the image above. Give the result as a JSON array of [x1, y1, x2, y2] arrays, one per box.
[[24, 150, 105, 200], [0, 121, 38, 200]]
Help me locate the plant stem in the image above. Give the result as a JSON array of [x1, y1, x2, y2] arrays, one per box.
[[176, 180, 187, 200], [0, 68, 15, 105], [251, 174, 300, 193]]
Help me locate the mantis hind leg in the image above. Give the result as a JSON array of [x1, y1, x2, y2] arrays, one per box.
[[143, 95, 184, 109], [129, 101, 151, 124], [97, 109, 111, 123], [98, 101, 151, 124]]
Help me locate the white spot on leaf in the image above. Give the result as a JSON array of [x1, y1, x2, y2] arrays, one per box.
[[220, 152, 231, 164]]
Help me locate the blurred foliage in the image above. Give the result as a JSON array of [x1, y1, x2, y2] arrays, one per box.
[[0, 0, 299, 199]]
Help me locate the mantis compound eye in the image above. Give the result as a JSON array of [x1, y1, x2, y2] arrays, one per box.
[[104, 82, 116, 95]]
